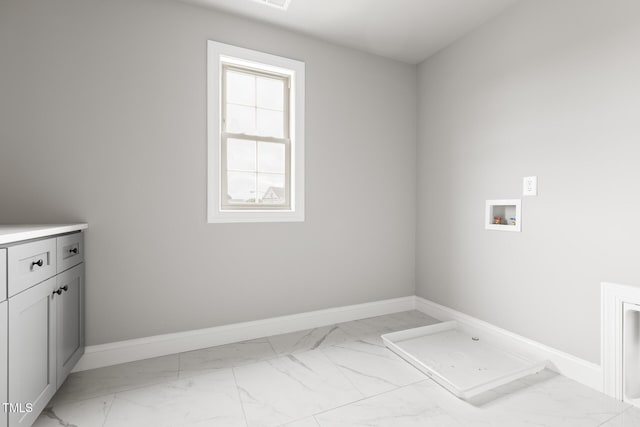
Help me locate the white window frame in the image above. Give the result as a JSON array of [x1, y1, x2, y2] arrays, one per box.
[[220, 63, 291, 210], [207, 41, 305, 223]]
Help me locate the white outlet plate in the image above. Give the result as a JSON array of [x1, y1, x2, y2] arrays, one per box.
[[523, 176, 537, 196]]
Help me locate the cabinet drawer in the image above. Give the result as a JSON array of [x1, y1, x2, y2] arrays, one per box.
[[57, 232, 84, 272], [0, 249, 6, 302], [7, 239, 57, 297]]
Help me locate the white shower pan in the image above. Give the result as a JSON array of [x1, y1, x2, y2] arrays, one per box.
[[382, 321, 546, 400]]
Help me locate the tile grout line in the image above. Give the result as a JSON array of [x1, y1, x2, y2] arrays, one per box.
[[265, 334, 280, 358], [318, 344, 369, 399], [100, 395, 117, 427], [597, 413, 622, 426], [49, 374, 179, 409], [310, 378, 434, 422], [231, 366, 251, 427], [177, 351, 184, 378], [597, 405, 634, 426]]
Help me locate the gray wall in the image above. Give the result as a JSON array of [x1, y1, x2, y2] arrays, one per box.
[[0, 0, 417, 346], [4, 0, 633, 365], [417, 0, 640, 363]]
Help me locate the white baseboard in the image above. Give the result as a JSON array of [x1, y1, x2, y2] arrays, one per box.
[[75, 294, 604, 394], [73, 296, 415, 372], [414, 296, 603, 392]]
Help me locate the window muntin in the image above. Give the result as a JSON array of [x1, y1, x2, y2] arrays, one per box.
[[221, 64, 291, 209]]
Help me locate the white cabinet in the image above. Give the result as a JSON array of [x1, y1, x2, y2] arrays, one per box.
[[0, 301, 7, 427], [8, 278, 56, 427], [55, 264, 84, 386], [0, 226, 87, 427]]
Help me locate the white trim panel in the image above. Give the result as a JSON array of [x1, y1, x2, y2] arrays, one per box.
[[601, 282, 640, 400], [73, 296, 415, 371], [415, 296, 602, 392]]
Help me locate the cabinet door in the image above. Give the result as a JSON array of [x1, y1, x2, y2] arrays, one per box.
[[56, 264, 84, 387], [1, 249, 6, 302], [0, 301, 7, 427], [8, 278, 56, 427]]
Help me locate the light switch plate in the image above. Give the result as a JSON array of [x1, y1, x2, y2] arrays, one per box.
[[523, 176, 537, 196]]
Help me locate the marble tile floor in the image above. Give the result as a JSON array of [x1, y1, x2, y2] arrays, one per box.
[[34, 310, 638, 427]]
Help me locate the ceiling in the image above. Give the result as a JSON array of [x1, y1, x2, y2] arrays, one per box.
[[183, 0, 519, 64]]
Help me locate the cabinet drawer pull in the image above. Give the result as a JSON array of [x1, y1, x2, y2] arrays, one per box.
[[62, 285, 69, 292], [32, 259, 44, 268], [52, 288, 62, 297], [70, 248, 78, 254]]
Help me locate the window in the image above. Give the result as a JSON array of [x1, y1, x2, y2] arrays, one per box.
[[222, 65, 290, 209], [207, 41, 305, 223]]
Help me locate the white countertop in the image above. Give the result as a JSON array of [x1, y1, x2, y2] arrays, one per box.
[[0, 224, 88, 245]]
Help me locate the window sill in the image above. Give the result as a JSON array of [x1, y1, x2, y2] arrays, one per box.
[[207, 210, 304, 224]]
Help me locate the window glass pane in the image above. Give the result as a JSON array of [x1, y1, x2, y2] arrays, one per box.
[[257, 142, 285, 174], [257, 173, 286, 204], [257, 76, 284, 111], [226, 104, 256, 134], [226, 71, 255, 106], [227, 172, 256, 203], [227, 139, 256, 172], [256, 108, 284, 138]]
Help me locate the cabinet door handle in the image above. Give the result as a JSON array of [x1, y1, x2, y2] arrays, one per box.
[[52, 288, 62, 297], [62, 285, 69, 292], [70, 248, 79, 254], [32, 259, 44, 268]]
